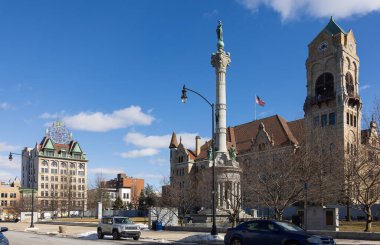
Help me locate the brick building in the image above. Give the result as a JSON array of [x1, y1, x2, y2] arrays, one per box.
[[102, 173, 144, 208]]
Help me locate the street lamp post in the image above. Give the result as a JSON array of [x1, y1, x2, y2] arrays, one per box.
[[9, 151, 36, 228], [181, 84, 218, 236], [304, 182, 308, 230]]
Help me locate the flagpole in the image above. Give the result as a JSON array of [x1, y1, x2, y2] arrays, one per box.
[[254, 94, 257, 121]]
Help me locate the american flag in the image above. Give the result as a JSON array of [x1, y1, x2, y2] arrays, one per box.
[[256, 96, 266, 107]]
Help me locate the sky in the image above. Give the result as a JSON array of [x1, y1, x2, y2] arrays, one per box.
[[0, 0, 380, 189]]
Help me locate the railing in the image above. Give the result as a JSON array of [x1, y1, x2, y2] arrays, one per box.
[[312, 92, 336, 104]]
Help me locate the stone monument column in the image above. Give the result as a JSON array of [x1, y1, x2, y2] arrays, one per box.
[[211, 20, 231, 164], [209, 21, 241, 211]]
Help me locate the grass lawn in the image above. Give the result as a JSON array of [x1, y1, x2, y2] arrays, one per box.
[[340, 221, 380, 232]]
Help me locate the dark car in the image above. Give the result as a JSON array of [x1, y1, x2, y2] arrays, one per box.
[[0, 227, 9, 245], [224, 220, 335, 245]]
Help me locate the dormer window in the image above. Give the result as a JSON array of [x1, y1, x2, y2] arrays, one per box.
[[45, 150, 54, 157], [73, 153, 81, 159]]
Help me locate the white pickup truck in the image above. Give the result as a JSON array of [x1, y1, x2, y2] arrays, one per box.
[[97, 216, 141, 240]]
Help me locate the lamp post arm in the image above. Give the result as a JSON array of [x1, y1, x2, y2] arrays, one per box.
[[183, 86, 213, 108]]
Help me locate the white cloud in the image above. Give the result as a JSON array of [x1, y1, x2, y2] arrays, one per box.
[[120, 148, 159, 158], [148, 157, 168, 166], [0, 170, 19, 183], [0, 142, 20, 153], [238, 0, 380, 21], [0, 102, 10, 110], [0, 155, 21, 170], [360, 84, 371, 91], [40, 111, 65, 119], [124, 133, 171, 149], [124, 132, 208, 150], [41, 106, 154, 132], [89, 168, 124, 175]]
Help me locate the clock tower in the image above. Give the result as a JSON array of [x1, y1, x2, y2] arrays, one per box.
[[303, 17, 362, 203]]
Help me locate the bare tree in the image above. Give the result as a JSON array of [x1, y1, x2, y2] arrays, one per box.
[[87, 173, 111, 210], [348, 143, 380, 232], [242, 145, 308, 220], [161, 174, 198, 226]]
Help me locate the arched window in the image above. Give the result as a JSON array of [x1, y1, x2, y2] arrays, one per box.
[[345, 72, 355, 96], [315, 73, 334, 101]]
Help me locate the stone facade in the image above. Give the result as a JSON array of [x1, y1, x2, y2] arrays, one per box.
[[168, 18, 379, 214], [21, 121, 88, 215]]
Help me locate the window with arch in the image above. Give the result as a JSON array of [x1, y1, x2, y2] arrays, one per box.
[[79, 163, 85, 169], [258, 143, 265, 151], [61, 162, 67, 168], [315, 73, 334, 101], [42, 161, 48, 166], [70, 162, 76, 169], [51, 161, 58, 168], [345, 72, 355, 96]]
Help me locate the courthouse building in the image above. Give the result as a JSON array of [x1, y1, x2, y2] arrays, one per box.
[[21, 121, 88, 215], [168, 18, 379, 210]]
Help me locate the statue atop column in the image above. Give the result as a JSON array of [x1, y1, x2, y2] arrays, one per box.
[[216, 20, 224, 50]]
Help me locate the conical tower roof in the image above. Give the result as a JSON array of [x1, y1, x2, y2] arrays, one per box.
[[169, 132, 179, 149]]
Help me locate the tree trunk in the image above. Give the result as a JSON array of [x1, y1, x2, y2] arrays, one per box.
[[274, 208, 283, 220], [231, 214, 237, 228], [346, 200, 351, 222], [365, 206, 373, 232]]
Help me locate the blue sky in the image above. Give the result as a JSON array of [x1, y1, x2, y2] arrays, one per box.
[[0, 0, 380, 189]]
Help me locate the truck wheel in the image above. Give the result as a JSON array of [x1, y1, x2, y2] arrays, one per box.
[[112, 230, 120, 240], [97, 229, 104, 239]]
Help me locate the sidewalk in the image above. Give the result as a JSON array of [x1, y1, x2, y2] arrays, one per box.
[[0, 221, 225, 243]]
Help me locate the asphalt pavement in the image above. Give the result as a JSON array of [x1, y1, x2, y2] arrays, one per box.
[[2, 222, 380, 244]]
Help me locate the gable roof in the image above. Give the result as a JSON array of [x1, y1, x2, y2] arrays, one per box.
[[193, 115, 305, 160]]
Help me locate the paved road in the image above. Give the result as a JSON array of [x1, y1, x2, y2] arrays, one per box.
[[5, 230, 380, 245], [5, 230, 210, 245]]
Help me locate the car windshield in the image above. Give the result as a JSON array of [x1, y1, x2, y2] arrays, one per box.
[[274, 221, 304, 231], [114, 218, 133, 224]]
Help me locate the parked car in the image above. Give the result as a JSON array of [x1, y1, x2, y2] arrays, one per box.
[[0, 227, 9, 245], [97, 216, 141, 240], [224, 220, 335, 245]]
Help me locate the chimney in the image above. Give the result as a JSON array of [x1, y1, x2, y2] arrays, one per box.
[[195, 136, 201, 156]]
